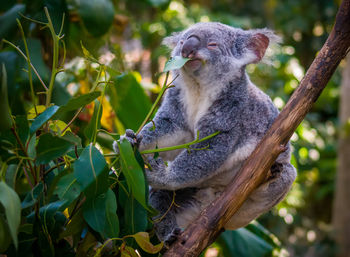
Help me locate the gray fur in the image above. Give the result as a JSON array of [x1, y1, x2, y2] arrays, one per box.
[[122, 22, 296, 242]]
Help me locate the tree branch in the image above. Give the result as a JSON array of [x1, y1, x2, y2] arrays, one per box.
[[164, 0, 350, 256]]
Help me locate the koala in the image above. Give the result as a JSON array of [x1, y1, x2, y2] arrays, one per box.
[[115, 22, 297, 245]]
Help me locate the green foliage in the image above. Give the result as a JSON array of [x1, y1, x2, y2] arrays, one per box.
[[0, 0, 341, 256]]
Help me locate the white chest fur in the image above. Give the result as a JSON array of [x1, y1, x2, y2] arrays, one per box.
[[178, 76, 218, 131]]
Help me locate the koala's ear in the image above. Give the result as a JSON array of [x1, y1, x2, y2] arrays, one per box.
[[162, 32, 182, 48], [236, 29, 281, 65]]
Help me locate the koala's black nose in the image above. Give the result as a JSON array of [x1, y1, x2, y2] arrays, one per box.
[[181, 36, 200, 58]]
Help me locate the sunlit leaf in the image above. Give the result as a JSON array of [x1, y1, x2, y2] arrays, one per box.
[[163, 56, 190, 72], [0, 181, 21, 249], [131, 232, 163, 254], [27, 105, 46, 119], [36, 133, 74, 164], [120, 246, 139, 257]]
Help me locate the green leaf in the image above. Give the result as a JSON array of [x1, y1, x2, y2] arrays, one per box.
[[36, 133, 74, 164], [5, 164, 18, 189], [118, 138, 148, 210], [0, 216, 12, 252], [30, 105, 59, 134], [74, 144, 109, 197], [163, 56, 190, 72], [21, 182, 44, 209], [54, 91, 101, 118], [84, 100, 102, 142], [0, 181, 21, 249], [102, 189, 119, 238], [0, 4, 25, 40], [80, 42, 99, 63], [216, 229, 274, 257], [61, 131, 82, 146], [54, 172, 82, 206], [59, 208, 85, 239], [0, 64, 12, 132], [83, 194, 107, 233], [108, 73, 152, 131], [78, 0, 115, 37], [123, 190, 148, 235], [131, 232, 163, 254]]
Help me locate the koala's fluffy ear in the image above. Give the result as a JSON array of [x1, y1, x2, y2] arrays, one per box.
[[162, 32, 182, 48], [236, 29, 281, 65]]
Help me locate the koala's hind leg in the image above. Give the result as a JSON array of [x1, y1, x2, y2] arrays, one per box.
[[149, 188, 199, 245], [225, 162, 296, 230]]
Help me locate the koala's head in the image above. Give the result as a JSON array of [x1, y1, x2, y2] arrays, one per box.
[[163, 22, 280, 82]]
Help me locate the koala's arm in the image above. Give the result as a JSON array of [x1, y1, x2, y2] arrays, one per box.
[[146, 131, 234, 190], [139, 86, 190, 151]]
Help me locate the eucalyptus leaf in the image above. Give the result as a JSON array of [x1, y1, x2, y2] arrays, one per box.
[[21, 182, 44, 209], [84, 100, 102, 142], [108, 73, 152, 131], [54, 91, 101, 119], [0, 181, 21, 249], [36, 133, 74, 164], [0, 64, 12, 132], [30, 105, 59, 134], [83, 194, 107, 233], [74, 144, 109, 197], [102, 189, 119, 238], [118, 138, 148, 210], [131, 232, 163, 254], [78, 0, 115, 37], [54, 172, 82, 206], [163, 56, 190, 72]]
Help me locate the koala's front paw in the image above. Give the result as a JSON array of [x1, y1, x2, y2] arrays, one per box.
[[146, 157, 168, 188], [112, 129, 143, 154]]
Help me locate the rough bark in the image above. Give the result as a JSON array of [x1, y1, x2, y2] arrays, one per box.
[[333, 54, 350, 257], [164, 1, 350, 256]]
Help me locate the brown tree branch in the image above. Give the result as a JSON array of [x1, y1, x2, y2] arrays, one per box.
[[164, 0, 350, 256]]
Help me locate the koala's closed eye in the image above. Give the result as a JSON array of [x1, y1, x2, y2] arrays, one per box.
[[207, 42, 218, 49]]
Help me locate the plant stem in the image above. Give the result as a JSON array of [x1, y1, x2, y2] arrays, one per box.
[[105, 131, 220, 157], [140, 131, 220, 154], [10, 127, 37, 183], [17, 19, 37, 115], [3, 39, 48, 91], [44, 7, 59, 107], [136, 71, 171, 135]]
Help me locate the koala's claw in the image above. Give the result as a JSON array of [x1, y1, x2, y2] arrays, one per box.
[[164, 228, 182, 248], [112, 129, 143, 154]]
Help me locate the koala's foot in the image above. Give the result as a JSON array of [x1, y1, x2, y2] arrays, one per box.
[[112, 129, 143, 153], [163, 228, 182, 248], [270, 162, 284, 179]]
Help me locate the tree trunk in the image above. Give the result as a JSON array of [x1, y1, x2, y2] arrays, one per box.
[[333, 54, 350, 257], [164, 0, 350, 256]]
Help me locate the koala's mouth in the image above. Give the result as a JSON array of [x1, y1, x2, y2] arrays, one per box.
[[184, 58, 204, 71]]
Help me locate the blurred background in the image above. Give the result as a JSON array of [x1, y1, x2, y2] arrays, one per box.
[[0, 0, 349, 256]]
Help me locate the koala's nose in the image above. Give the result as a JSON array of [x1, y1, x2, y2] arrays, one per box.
[[181, 37, 200, 58]]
